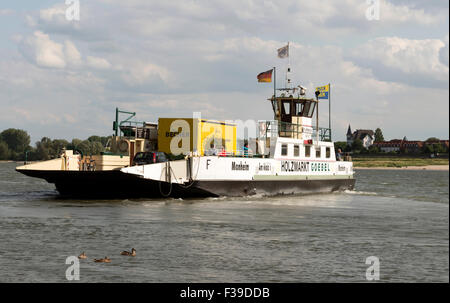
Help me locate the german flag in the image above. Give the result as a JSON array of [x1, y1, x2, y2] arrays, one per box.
[[257, 69, 273, 83]]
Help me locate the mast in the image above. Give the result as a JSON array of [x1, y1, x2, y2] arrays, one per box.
[[316, 99, 319, 142], [328, 83, 331, 141], [286, 42, 291, 88], [274, 66, 276, 105], [315, 90, 320, 142]]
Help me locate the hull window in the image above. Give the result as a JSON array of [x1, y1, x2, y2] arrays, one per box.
[[305, 145, 311, 157], [281, 144, 288, 156], [294, 145, 300, 157]]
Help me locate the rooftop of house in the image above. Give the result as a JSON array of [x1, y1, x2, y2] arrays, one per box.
[[350, 129, 374, 140]]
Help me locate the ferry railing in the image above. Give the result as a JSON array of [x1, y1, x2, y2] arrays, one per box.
[[316, 127, 331, 142], [259, 120, 331, 141], [119, 121, 146, 138], [206, 149, 255, 158]]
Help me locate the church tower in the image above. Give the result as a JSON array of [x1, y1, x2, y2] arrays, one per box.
[[346, 125, 353, 145]]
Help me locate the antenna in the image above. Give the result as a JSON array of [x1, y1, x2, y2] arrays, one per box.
[[285, 42, 291, 88]]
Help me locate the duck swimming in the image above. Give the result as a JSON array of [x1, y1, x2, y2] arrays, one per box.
[[120, 248, 136, 256], [94, 257, 111, 263], [78, 252, 87, 259]]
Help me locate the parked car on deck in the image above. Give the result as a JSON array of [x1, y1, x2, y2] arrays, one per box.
[[132, 152, 168, 166]]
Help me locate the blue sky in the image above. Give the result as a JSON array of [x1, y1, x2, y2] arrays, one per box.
[[0, 0, 448, 144]]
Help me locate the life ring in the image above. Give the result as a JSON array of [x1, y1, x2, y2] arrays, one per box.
[[118, 139, 129, 153]]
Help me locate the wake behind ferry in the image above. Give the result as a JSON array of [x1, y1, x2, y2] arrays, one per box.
[[16, 77, 355, 198]]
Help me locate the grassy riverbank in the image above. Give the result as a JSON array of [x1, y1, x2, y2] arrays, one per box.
[[352, 157, 449, 168]]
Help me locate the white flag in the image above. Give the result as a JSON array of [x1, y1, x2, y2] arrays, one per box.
[[277, 44, 289, 58]]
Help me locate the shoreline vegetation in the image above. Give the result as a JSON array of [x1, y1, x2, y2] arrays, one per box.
[[354, 165, 449, 171], [0, 128, 110, 162], [352, 157, 449, 169]]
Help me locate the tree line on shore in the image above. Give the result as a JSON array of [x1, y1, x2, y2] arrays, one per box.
[[334, 137, 448, 155], [0, 128, 111, 161], [333, 127, 448, 155], [0, 127, 448, 161]]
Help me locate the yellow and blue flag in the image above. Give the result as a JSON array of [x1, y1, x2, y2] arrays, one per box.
[[316, 84, 330, 99]]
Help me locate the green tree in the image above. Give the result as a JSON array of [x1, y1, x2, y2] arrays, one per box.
[[90, 141, 104, 155], [351, 138, 364, 151], [360, 147, 369, 154], [35, 137, 52, 160], [51, 139, 69, 157], [0, 128, 30, 154], [422, 144, 434, 154], [67, 138, 83, 151], [433, 143, 445, 153], [374, 128, 384, 142], [334, 141, 347, 152], [0, 140, 10, 160], [76, 140, 92, 155], [88, 135, 110, 148], [425, 137, 440, 143], [87, 135, 102, 143], [100, 136, 111, 146], [368, 145, 380, 154]]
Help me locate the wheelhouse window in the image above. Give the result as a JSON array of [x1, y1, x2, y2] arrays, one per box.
[[282, 102, 291, 115], [326, 147, 331, 158], [302, 102, 311, 117], [295, 103, 303, 115], [294, 145, 300, 157], [299, 101, 317, 118], [307, 102, 316, 117], [305, 145, 311, 157], [281, 144, 288, 156]]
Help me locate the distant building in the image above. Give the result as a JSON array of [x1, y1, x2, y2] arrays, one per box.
[[401, 141, 424, 153], [346, 125, 374, 149], [373, 140, 402, 153], [373, 139, 449, 153], [439, 140, 450, 150]]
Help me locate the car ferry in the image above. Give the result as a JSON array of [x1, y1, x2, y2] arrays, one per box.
[[16, 85, 355, 198]]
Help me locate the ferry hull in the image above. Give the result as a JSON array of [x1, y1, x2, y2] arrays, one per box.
[[16, 169, 355, 198], [193, 178, 355, 197]]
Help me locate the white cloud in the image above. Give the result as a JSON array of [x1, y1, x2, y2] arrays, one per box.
[[20, 31, 89, 69], [0, 9, 14, 16], [119, 61, 170, 86], [86, 56, 111, 69], [440, 35, 449, 67], [65, 40, 82, 66], [39, 5, 66, 23], [352, 36, 449, 86], [380, 0, 442, 25], [23, 31, 67, 68], [116, 0, 447, 38], [19, 31, 115, 71]]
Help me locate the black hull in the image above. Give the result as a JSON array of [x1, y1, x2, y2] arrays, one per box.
[[16, 169, 355, 199]]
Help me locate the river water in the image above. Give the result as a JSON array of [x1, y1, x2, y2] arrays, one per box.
[[0, 162, 448, 282]]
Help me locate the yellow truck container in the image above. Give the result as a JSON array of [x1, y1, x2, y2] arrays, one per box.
[[158, 118, 237, 156]]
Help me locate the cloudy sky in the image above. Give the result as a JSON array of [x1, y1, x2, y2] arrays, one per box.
[[0, 0, 448, 144]]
